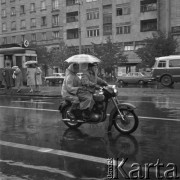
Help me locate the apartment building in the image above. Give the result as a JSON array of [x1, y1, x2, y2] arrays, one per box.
[[0, 0, 63, 49], [0, 0, 180, 65]]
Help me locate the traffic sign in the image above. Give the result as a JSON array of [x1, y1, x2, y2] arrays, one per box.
[[23, 40, 29, 47]]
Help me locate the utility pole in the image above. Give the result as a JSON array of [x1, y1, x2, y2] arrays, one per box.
[[78, 1, 82, 54]]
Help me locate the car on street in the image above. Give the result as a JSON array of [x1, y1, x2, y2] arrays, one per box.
[[45, 73, 65, 85], [151, 55, 180, 87], [116, 72, 155, 86]]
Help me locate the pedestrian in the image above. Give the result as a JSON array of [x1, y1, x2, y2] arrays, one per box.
[[12, 66, 23, 93], [35, 64, 42, 92], [26, 64, 36, 93], [2, 63, 14, 90]]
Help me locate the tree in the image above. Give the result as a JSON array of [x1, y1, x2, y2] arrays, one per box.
[[91, 37, 127, 74], [29, 43, 51, 76], [136, 31, 178, 68], [50, 41, 78, 72]]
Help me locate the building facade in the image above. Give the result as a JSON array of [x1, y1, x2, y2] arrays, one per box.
[[0, 0, 180, 68]]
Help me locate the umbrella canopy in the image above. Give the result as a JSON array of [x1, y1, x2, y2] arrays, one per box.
[[12, 66, 18, 69], [65, 54, 101, 64], [25, 61, 37, 65]]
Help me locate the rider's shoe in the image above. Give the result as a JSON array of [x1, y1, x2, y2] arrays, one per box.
[[67, 110, 75, 119], [82, 109, 91, 121]]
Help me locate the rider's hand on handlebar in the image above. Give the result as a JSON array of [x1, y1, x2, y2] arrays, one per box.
[[95, 84, 101, 89]]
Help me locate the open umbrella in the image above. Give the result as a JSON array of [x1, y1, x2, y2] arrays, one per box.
[[65, 54, 101, 64], [25, 61, 37, 65]]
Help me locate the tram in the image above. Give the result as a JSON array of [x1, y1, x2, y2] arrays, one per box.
[[0, 44, 37, 85]]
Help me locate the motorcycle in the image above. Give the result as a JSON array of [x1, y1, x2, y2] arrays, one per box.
[[59, 85, 139, 134]]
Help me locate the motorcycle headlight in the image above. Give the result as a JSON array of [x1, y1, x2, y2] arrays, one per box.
[[110, 85, 118, 96]]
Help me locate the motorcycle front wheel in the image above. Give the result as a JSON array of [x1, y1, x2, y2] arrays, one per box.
[[112, 109, 139, 134], [62, 106, 82, 129]]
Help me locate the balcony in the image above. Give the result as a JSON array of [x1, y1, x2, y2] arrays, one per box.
[[140, 0, 157, 13], [140, 19, 157, 32]]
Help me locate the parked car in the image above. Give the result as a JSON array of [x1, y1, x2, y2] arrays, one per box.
[[45, 73, 65, 85], [151, 55, 180, 87], [116, 72, 154, 86]]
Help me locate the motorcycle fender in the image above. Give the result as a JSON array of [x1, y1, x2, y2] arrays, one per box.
[[118, 103, 136, 110], [58, 101, 71, 113]]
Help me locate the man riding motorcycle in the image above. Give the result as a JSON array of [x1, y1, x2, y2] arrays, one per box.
[[77, 63, 108, 120]]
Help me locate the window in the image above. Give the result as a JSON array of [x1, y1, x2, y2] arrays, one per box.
[[2, 23, 7, 31], [158, 61, 166, 68], [31, 18, 36, 27], [52, 14, 59, 26], [2, 37, 7, 44], [169, 60, 180, 67], [41, 32, 47, 40], [21, 35, 25, 42], [2, 9, 6, 17], [41, 16, 47, 26], [31, 33, 36, 41], [10, 0, 15, 2], [116, 24, 131, 34], [67, 28, 79, 39], [11, 7, 16, 16], [135, 41, 145, 50], [66, 11, 78, 23], [87, 26, 99, 37], [116, 4, 130, 16], [11, 21, 16, 30], [140, 0, 157, 12], [86, 0, 97, 2], [20, 5, 25, 14], [66, 0, 78, 6], [103, 15, 112, 24], [21, 20, 26, 29], [141, 19, 157, 32], [30, 3, 35, 12], [12, 36, 16, 43], [52, 0, 59, 10], [124, 42, 134, 51], [41, 0, 46, 10], [87, 9, 99, 20], [103, 24, 112, 35], [52, 31, 60, 39]]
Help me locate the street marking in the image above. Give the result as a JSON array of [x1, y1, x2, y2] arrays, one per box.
[[0, 159, 76, 179], [139, 116, 180, 122], [0, 105, 59, 112], [0, 141, 180, 178], [0, 105, 179, 122], [11, 100, 54, 104], [0, 140, 107, 164]]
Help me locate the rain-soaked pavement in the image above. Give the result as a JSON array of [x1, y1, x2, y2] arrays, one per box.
[[0, 93, 180, 180]]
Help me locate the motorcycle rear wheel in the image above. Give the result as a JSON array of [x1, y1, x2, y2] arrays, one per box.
[[113, 109, 138, 134], [62, 106, 82, 129]]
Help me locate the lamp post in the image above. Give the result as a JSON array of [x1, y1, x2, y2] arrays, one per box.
[[78, 1, 82, 54]]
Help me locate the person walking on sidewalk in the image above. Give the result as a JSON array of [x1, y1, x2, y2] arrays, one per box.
[[2, 63, 14, 90], [26, 64, 36, 93], [35, 64, 42, 92], [12, 66, 23, 93]]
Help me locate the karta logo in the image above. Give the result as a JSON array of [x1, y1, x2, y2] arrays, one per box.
[[107, 158, 180, 179]]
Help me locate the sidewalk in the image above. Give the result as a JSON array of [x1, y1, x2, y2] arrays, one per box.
[[0, 84, 180, 97]]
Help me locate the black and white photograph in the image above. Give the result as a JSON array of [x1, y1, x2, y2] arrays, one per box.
[[0, 0, 180, 179]]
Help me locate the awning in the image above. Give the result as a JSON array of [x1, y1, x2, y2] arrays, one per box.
[[0, 47, 35, 55]]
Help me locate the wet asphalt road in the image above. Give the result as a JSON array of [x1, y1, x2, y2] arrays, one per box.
[[0, 94, 180, 180]]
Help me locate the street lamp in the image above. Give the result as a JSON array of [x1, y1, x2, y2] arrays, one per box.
[[77, 0, 82, 54]]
